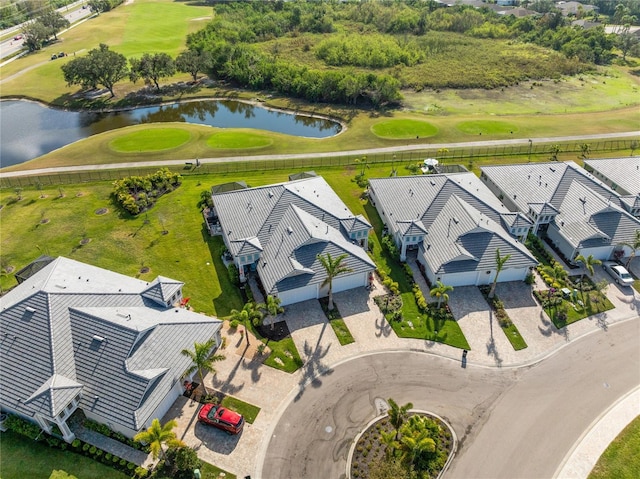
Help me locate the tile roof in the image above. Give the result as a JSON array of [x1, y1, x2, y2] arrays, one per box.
[[583, 157, 640, 196], [213, 176, 374, 296], [0, 257, 221, 433]]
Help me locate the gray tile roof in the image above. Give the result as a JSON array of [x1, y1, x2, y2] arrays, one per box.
[[422, 195, 537, 274], [583, 157, 640, 196], [480, 161, 622, 214], [554, 180, 640, 249], [213, 176, 374, 296], [0, 257, 221, 433], [142, 276, 184, 306], [481, 161, 640, 248]]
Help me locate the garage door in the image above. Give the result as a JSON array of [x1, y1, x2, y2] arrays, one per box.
[[441, 271, 479, 287], [333, 272, 367, 294], [497, 267, 528, 283], [278, 283, 318, 306]]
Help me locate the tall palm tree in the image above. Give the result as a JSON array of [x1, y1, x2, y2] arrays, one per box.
[[489, 248, 511, 299], [181, 339, 225, 395], [618, 230, 640, 269], [134, 418, 184, 461], [387, 398, 413, 440], [317, 252, 352, 310], [574, 254, 602, 299], [380, 429, 399, 458], [429, 280, 453, 309]]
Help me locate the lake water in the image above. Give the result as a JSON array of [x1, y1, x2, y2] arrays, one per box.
[[0, 99, 342, 167]]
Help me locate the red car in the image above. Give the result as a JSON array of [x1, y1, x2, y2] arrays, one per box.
[[198, 403, 244, 435]]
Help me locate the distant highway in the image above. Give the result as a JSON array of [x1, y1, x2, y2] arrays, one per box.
[[0, 1, 92, 61]]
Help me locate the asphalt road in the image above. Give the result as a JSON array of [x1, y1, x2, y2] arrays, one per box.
[[0, 3, 92, 60], [260, 319, 640, 479]]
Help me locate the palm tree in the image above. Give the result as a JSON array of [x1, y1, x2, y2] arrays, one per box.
[[134, 418, 184, 461], [398, 416, 436, 468], [387, 398, 413, 440], [230, 302, 264, 345], [618, 230, 640, 269], [574, 254, 602, 299], [264, 295, 284, 330], [317, 252, 352, 310], [429, 280, 453, 309], [380, 429, 399, 457], [542, 261, 569, 289], [489, 248, 511, 299], [181, 339, 225, 395]]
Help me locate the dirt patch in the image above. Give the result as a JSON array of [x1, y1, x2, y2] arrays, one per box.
[[139, 266, 150, 274], [75, 192, 84, 197], [80, 238, 91, 245], [39, 218, 50, 224], [95, 208, 108, 215]]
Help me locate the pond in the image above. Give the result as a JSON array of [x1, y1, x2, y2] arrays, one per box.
[[0, 99, 342, 167]]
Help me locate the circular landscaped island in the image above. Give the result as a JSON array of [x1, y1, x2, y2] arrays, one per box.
[[350, 408, 454, 479]]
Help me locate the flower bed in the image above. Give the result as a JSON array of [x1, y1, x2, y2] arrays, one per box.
[[478, 286, 527, 350], [351, 413, 452, 479]]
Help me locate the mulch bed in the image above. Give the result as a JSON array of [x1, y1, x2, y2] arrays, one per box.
[[255, 320, 291, 342]]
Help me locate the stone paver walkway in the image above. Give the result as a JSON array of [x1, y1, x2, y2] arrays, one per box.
[[73, 425, 151, 467]]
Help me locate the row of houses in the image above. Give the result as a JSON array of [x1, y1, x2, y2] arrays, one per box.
[[1, 157, 637, 442]]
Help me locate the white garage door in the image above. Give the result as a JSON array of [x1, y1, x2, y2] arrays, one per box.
[[278, 283, 318, 306], [441, 271, 479, 287], [333, 272, 367, 294], [579, 246, 613, 262], [496, 267, 528, 283]]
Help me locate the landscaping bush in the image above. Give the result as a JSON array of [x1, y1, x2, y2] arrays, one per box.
[[227, 263, 240, 286], [413, 283, 427, 312], [381, 234, 400, 260], [112, 168, 181, 216], [5, 415, 43, 440]]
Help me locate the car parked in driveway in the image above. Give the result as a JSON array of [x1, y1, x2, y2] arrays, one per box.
[[602, 261, 634, 286], [198, 403, 244, 435]]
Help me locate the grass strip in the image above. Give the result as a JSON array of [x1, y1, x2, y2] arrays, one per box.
[[220, 395, 261, 424], [479, 286, 528, 351], [319, 297, 355, 346]]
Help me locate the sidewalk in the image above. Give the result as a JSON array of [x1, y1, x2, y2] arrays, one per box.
[[163, 270, 639, 478]]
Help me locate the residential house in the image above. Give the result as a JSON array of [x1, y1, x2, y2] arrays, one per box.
[[368, 173, 537, 287], [556, 1, 597, 17], [481, 161, 640, 263], [0, 257, 222, 442], [210, 176, 376, 306], [583, 157, 640, 217]]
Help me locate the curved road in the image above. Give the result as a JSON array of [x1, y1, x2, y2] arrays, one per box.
[[260, 319, 639, 479], [1, 131, 638, 177]]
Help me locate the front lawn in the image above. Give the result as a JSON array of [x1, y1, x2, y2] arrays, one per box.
[[479, 286, 527, 351], [533, 289, 614, 328], [589, 415, 640, 479], [0, 431, 128, 479]]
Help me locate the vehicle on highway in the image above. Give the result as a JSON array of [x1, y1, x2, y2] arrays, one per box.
[[602, 261, 634, 286], [13, 34, 22, 40], [198, 403, 244, 435]]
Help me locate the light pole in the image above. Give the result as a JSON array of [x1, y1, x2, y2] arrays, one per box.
[[528, 139, 533, 162]]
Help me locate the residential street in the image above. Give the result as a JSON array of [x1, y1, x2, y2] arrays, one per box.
[[260, 319, 639, 479]]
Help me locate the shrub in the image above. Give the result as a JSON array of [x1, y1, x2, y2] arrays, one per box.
[[83, 443, 91, 452], [381, 234, 399, 259], [72, 439, 81, 449], [5, 415, 43, 440], [229, 319, 240, 329], [227, 263, 240, 286], [134, 467, 149, 479], [89, 446, 97, 455], [119, 458, 127, 467]]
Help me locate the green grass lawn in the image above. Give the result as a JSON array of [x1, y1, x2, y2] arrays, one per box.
[[220, 395, 261, 424], [260, 334, 303, 373], [535, 291, 615, 328], [371, 119, 439, 139], [329, 318, 356, 346], [207, 131, 273, 149], [0, 431, 128, 479], [501, 322, 528, 351], [589, 415, 640, 479], [456, 120, 519, 135], [200, 461, 237, 479], [109, 127, 192, 152]]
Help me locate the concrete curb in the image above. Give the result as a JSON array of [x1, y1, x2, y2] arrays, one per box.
[[553, 385, 640, 479]]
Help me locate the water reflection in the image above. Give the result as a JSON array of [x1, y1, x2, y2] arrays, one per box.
[[0, 99, 341, 167]]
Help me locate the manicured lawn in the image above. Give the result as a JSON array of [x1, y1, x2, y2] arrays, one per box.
[[502, 322, 528, 351], [589, 415, 640, 479], [371, 119, 439, 139], [200, 461, 237, 479], [0, 431, 128, 479], [220, 395, 261, 424], [109, 127, 192, 152], [456, 120, 519, 135], [328, 318, 355, 346], [260, 335, 303, 373], [534, 290, 615, 328], [207, 131, 273, 149]]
